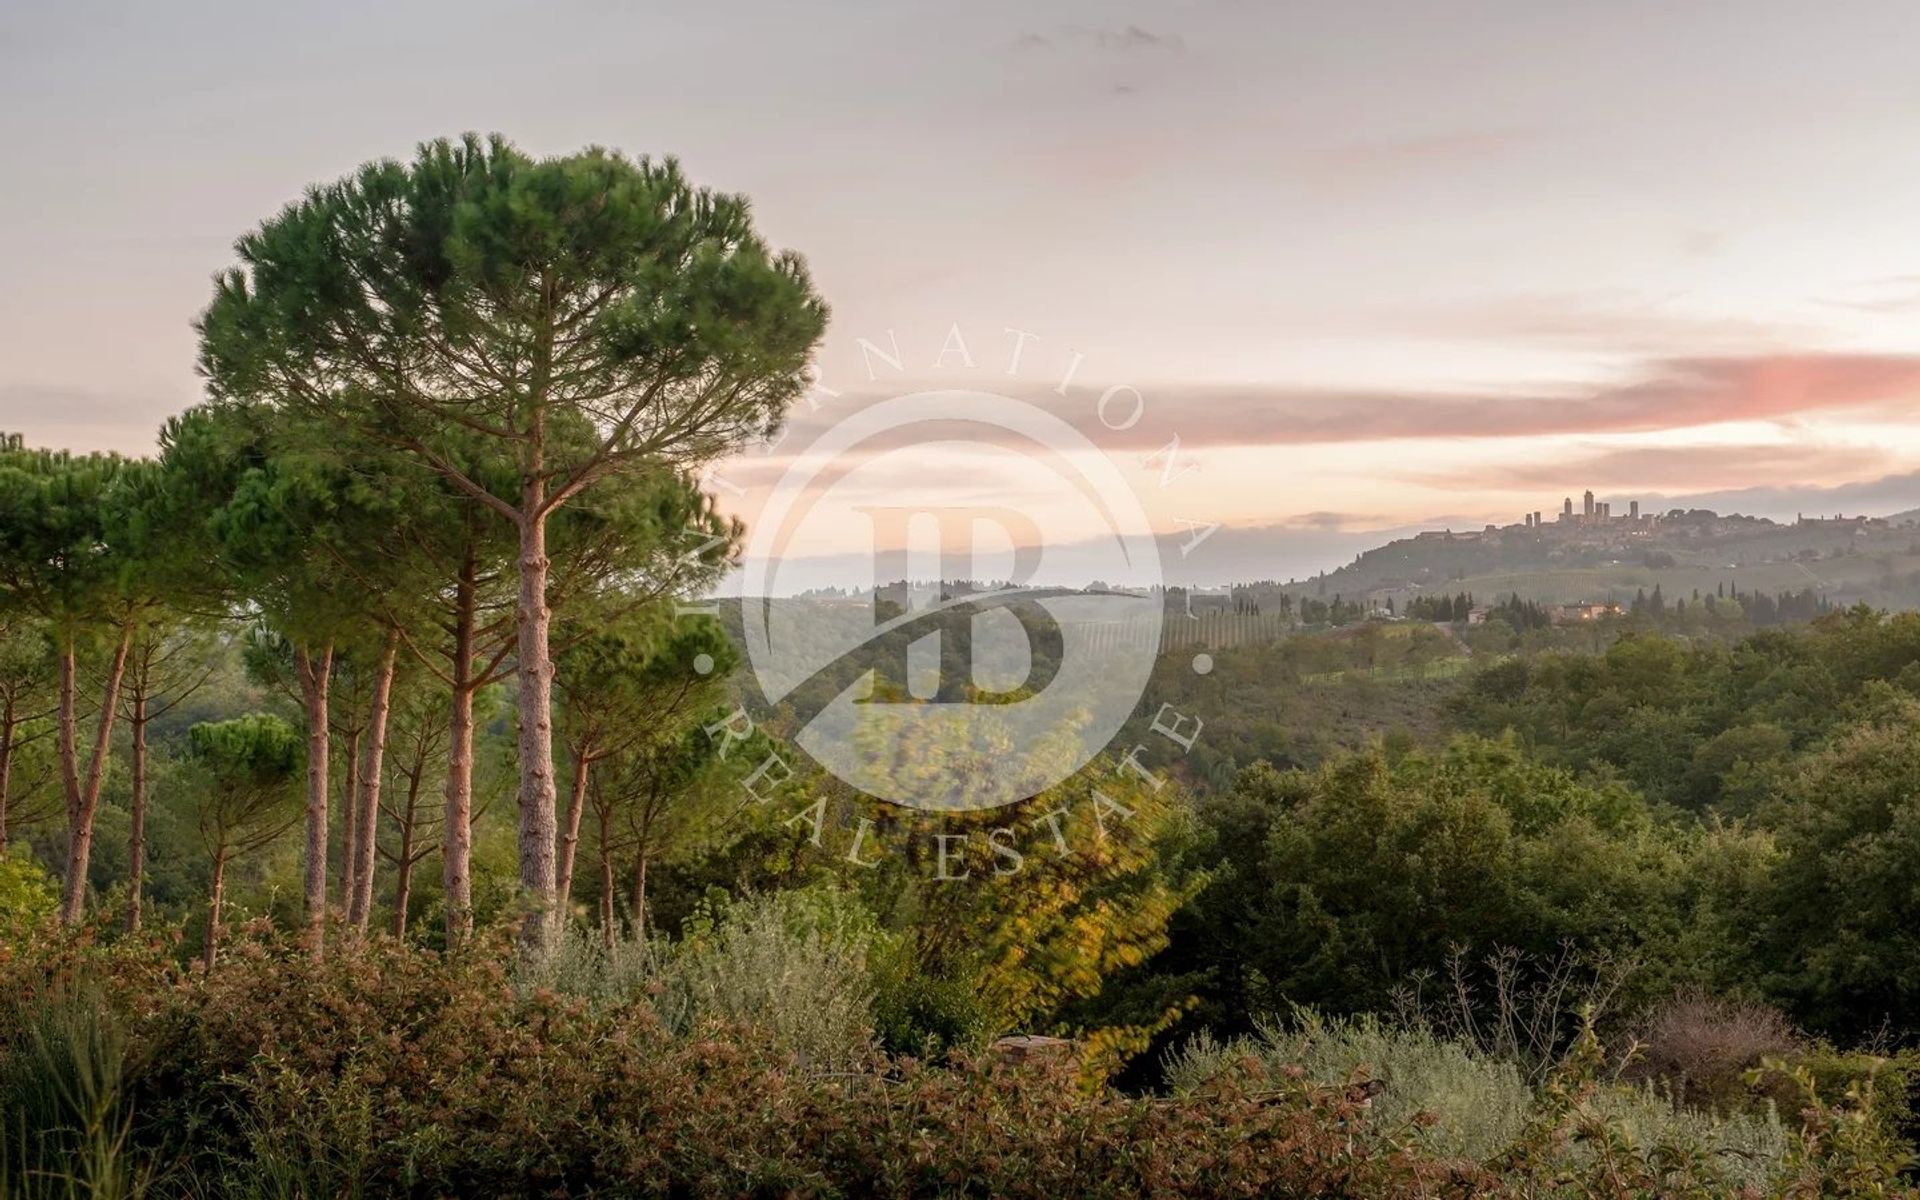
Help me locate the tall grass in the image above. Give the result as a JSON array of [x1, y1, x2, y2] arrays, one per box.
[[0, 986, 149, 1199]]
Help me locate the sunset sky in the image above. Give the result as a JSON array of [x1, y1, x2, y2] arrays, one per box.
[[7, 1, 1920, 582]]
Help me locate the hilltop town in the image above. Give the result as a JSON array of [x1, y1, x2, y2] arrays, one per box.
[[1421, 488, 1886, 549], [1248, 492, 1920, 617]]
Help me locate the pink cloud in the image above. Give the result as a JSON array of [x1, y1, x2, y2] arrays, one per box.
[[760, 352, 1920, 458]]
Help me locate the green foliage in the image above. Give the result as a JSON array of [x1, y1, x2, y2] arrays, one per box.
[[1750, 707, 1920, 1038], [871, 968, 996, 1058], [1179, 736, 1693, 1022], [0, 855, 57, 936], [199, 134, 830, 461], [837, 755, 1208, 1064], [156, 404, 423, 649], [1757, 1056, 1918, 1198], [1449, 607, 1920, 811], [0, 616, 59, 850], [184, 714, 301, 785], [0, 446, 148, 633], [1128, 622, 1463, 788]]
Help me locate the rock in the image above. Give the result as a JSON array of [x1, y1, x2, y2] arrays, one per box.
[[991, 1035, 1077, 1066]]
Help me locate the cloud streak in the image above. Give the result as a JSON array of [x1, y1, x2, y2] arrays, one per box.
[[762, 352, 1920, 461], [1414, 442, 1893, 492], [1014, 25, 1186, 54]]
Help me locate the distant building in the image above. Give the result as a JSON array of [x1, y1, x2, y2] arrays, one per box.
[[1561, 497, 1574, 521], [1552, 601, 1620, 624], [1796, 513, 1877, 529], [1629, 500, 1640, 520], [1583, 490, 1595, 520]]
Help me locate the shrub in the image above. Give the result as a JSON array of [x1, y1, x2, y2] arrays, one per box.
[[1628, 991, 1920, 1156], [1583, 1083, 1788, 1194], [1392, 942, 1637, 1085], [521, 889, 881, 1071], [871, 969, 994, 1058], [1761, 1057, 1918, 1198], [650, 890, 879, 1071], [117, 932, 1479, 1196], [0, 856, 57, 938], [513, 920, 659, 1006], [0, 931, 1909, 1198], [1630, 990, 1800, 1112], [1166, 1010, 1794, 1191], [1165, 1010, 1535, 1160], [1498, 1019, 1797, 1198]]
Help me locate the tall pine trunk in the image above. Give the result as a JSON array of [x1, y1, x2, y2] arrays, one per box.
[[442, 556, 477, 944], [597, 804, 616, 953], [126, 692, 148, 932], [556, 747, 590, 918], [631, 853, 649, 941], [348, 628, 399, 931], [203, 850, 227, 971], [295, 646, 333, 957], [515, 494, 558, 950], [58, 626, 132, 925], [338, 725, 362, 912], [391, 784, 418, 938]]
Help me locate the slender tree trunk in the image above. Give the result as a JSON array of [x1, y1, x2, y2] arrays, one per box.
[[598, 808, 616, 953], [392, 860, 414, 938], [58, 626, 132, 925], [631, 852, 649, 942], [204, 850, 227, 971], [57, 641, 77, 852], [126, 694, 148, 932], [295, 646, 334, 958], [516, 497, 558, 949], [339, 725, 362, 912], [556, 747, 590, 918], [0, 697, 15, 858], [349, 628, 400, 931], [391, 816, 415, 939], [443, 558, 477, 944]]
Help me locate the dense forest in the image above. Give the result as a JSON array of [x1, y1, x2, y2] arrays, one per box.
[[3, 136, 1920, 1197]]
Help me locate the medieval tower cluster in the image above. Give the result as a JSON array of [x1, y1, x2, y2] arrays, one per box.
[[1522, 491, 1649, 529]]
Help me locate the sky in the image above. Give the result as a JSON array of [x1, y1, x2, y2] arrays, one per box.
[[6, 1, 1920, 584]]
